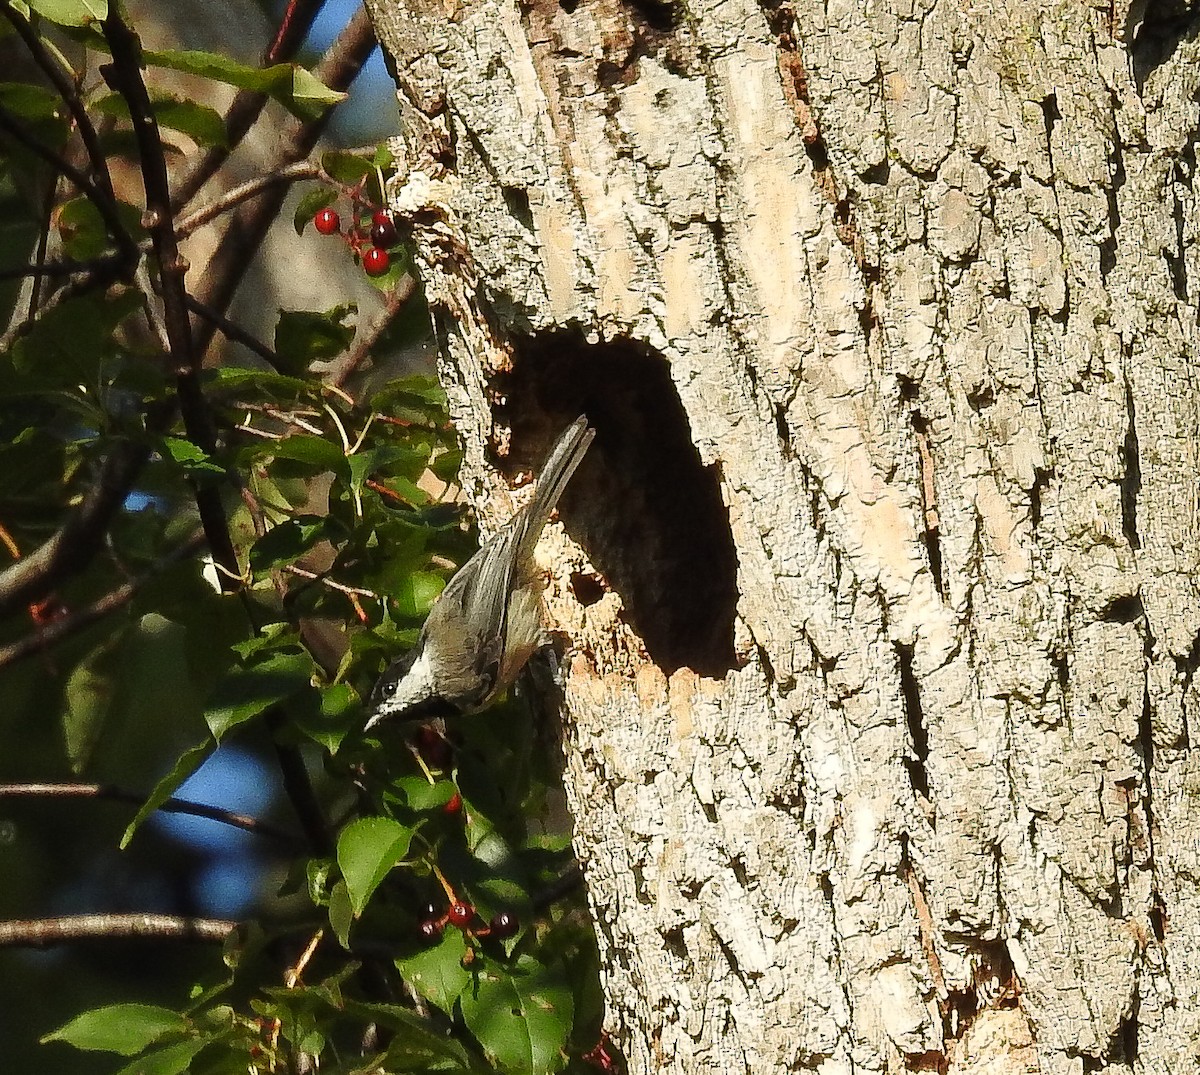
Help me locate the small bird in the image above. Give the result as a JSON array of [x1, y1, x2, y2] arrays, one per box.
[[365, 416, 595, 729]]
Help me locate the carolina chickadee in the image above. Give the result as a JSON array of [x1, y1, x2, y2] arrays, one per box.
[[365, 416, 595, 728]]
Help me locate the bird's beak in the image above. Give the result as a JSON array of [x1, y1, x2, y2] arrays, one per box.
[[363, 709, 385, 733]]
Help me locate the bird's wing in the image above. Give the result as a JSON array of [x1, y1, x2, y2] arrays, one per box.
[[423, 416, 595, 707]]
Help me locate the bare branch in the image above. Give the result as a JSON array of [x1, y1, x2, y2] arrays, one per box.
[[324, 274, 420, 388], [0, 782, 301, 848], [171, 0, 329, 209], [183, 294, 289, 373], [176, 161, 321, 238], [0, 530, 205, 671], [0, 914, 236, 947], [103, 11, 241, 591]]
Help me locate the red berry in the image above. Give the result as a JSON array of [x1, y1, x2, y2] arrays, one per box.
[[489, 910, 518, 939], [363, 246, 390, 276], [444, 792, 462, 814], [370, 210, 397, 248], [418, 918, 443, 942], [447, 901, 474, 928], [416, 725, 452, 769], [313, 207, 339, 235]]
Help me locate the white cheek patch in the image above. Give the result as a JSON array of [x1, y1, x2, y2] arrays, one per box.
[[365, 648, 439, 728]]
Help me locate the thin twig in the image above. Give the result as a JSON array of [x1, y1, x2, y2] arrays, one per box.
[[0, 914, 236, 947], [0, 530, 206, 671], [171, 0, 328, 209], [177, 161, 320, 238], [0, 106, 136, 271], [0, 782, 301, 848], [103, 11, 242, 592], [184, 293, 289, 372], [324, 274, 419, 388]]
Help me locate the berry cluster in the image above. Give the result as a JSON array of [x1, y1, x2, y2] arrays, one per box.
[[418, 899, 520, 942], [311, 204, 399, 278]]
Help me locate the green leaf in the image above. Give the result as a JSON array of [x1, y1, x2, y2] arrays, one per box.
[[336, 816, 415, 917], [274, 306, 356, 369], [42, 1004, 187, 1055], [160, 435, 225, 476], [93, 93, 227, 149], [392, 570, 445, 619], [112, 1038, 206, 1075], [120, 741, 210, 849], [10, 290, 142, 389], [395, 928, 471, 1014], [459, 956, 573, 1075], [393, 776, 458, 812], [430, 448, 463, 484], [207, 365, 310, 398], [142, 49, 345, 122], [269, 434, 346, 472], [320, 149, 375, 186], [290, 681, 359, 753], [0, 80, 64, 120], [62, 629, 124, 773], [65, 614, 205, 776], [149, 98, 228, 148], [293, 187, 337, 235], [204, 650, 313, 740], [26, 0, 107, 25], [248, 515, 328, 572], [328, 878, 353, 949]]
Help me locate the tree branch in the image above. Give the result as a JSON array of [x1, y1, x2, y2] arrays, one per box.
[[176, 160, 320, 238], [102, 11, 241, 591], [324, 273, 419, 388], [190, 6, 379, 363], [0, 530, 206, 671], [0, 438, 149, 621], [171, 0, 328, 209], [0, 782, 301, 848], [0, 914, 236, 947], [183, 294, 289, 373]]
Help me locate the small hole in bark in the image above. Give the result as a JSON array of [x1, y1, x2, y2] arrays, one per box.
[[501, 185, 534, 233], [623, 0, 676, 31], [503, 331, 739, 677], [1100, 594, 1143, 624], [571, 571, 605, 607]]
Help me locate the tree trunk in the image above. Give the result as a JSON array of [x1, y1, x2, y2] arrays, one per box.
[[364, 0, 1200, 1071]]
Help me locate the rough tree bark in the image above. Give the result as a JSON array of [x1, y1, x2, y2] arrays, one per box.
[[363, 0, 1200, 1071]]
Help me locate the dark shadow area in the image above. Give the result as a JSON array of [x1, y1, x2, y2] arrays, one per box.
[[1129, 1, 1200, 92], [500, 332, 738, 678]]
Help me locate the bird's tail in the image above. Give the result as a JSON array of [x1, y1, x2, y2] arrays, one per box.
[[518, 415, 595, 558]]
